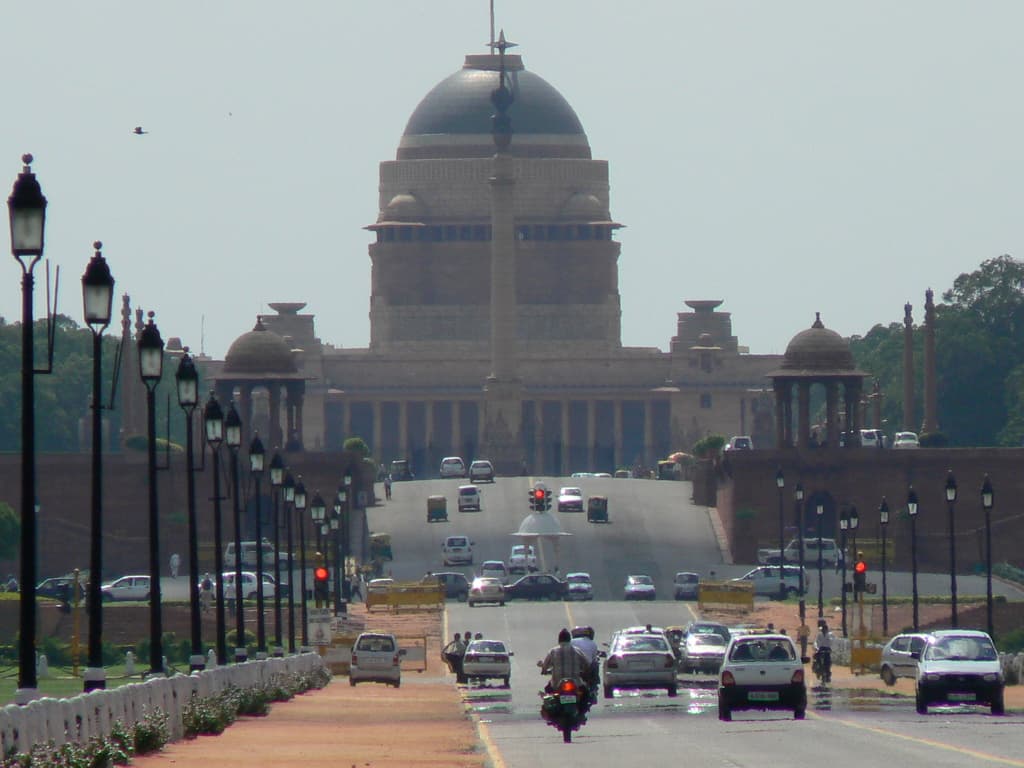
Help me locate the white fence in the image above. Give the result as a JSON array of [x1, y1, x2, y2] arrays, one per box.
[[0, 653, 326, 756]]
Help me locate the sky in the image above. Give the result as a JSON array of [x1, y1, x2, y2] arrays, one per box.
[[3, 1, 1024, 360]]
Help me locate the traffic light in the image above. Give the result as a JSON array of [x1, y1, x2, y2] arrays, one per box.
[[531, 487, 546, 512], [853, 558, 867, 599], [543, 488, 552, 511], [314, 565, 330, 605]]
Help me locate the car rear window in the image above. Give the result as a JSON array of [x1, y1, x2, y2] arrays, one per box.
[[459, 487, 477, 496], [357, 636, 395, 652], [447, 537, 468, 547], [730, 639, 794, 661], [617, 635, 669, 653]]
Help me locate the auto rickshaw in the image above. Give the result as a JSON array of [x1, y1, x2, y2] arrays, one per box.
[[586, 495, 608, 523], [427, 495, 448, 522], [369, 532, 393, 561]]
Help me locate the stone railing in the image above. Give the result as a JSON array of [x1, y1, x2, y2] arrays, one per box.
[[0, 653, 326, 756]]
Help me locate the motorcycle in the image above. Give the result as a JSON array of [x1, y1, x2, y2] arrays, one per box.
[[540, 677, 589, 743], [812, 647, 832, 685]]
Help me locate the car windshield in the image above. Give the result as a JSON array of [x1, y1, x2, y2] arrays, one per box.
[[467, 640, 506, 654], [459, 487, 476, 496], [675, 574, 698, 583], [448, 538, 467, 547], [617, 635, 669, 653], [926, 636, 997, 661], [560, 488, 582, 497], [730, 639, 795, 661], [629, 576, 653, 585], [568, 574, 591, 584]]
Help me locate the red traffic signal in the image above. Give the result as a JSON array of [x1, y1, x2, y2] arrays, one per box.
[[314, 566, 329, 582], [532, 488, 546, 511], [853, 559, 867, 595], [854, 560, 867, 575]]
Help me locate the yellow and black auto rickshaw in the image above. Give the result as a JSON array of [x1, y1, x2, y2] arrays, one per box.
[[586, 495, 609, 523], [427, 495, 448, 523], [369, 532, 393, 561]]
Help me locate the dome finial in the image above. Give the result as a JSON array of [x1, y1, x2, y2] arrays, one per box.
[[812, 312, 824, 329], [490, 29, 516, 152]]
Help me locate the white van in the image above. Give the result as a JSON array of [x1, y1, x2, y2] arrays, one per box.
[[442, 535, 474, 566], [224, 540, 287, 569], [440, 456, 467, 478], [457, 484, 481, 512]]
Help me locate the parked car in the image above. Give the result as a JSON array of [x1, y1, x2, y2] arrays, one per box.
[[420, 571, 469, 601], [680, 632, 728, 674], [672, 571, 700, 600], [36, 576, 76, 601], [350, 631, 405, 687], [467, 576, 505, 607], [479, 560, 508, 582], [880, 632, 930, 686], [914, 629, 1004, 714], [442, 535, 473, 566], [389, 459, 414, 481], [221, 571, 275, 601], [457, 484, 482, 512], [893, 431, 920, 449], [100, 575, 151, 602], [462, 638, 512, 687], [439, 456, 467, 478], [624, 574, 656, 601], [557, 487, 584, 512], [684, 621, 731, 644], [503, 573, 567, 601], [758, 538, 843, 567], [603, 630, 678, 698], [724, 435, 754, 451], [717, 632, 807, 720], [565, 572, 594, 601], [468, 459, 495, 483], [731, 566, 806, 598], [224, 539, 288, 569], [508, 544, 537, 574], [860, 428, 885, 448]]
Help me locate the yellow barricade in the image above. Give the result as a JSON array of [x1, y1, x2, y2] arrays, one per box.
[[365, 582, 444, 612], [697, 580, 755, 611], [850, 646, 882, 675]]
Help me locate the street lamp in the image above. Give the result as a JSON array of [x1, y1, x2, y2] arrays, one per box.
[[839, 508, 849, 637], [331, 494, 342, 614], [138, 312, 165, 676], [175, 348, 203, 672], [293, 479, 309, 647], [908, 486, 920, 632], [82, 241, 114, 692], [225, 401, 246, 662], [9, 154, 47, 700], [342, 472, 353, 606], [269, 452, 285, 656], [816, 500, 825, 618], [282, 471, 297, 653], [945, 470, 958, 628], [249, 435, 267, 657], [981, 475, 994, 637], [203, 393, 228, 665], [794, 483, 806, 655], [879, 497, 890, 636], [310, 493, 327, 608], [775, 469, 785, 600]]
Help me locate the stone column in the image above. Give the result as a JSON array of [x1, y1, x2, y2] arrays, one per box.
[[533, 405, 544, 475], [903, 303, 915, 431], [425, 401, 434, 469], [825, 381, 839, 446], [922, 289, 939, 434], [238, 384, 253, 444], [372, 400, 382, 461], [561, 400, 570, 474], [398, 400, 408, 461], [587, 400, 597, 469], [613, 401, 624, 470], [798, 381, 811, 449], [774, 385, 787, 449], [453, 401, 462, 456], [644, 401, 654, 465], [268, 383, 283, 450]]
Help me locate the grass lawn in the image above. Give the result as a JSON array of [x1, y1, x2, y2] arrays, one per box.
[[0, 664, 160, 706]]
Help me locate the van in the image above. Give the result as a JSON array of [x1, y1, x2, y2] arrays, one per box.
[[224, 540, 286, 569], [783, 538, 843, 567], [442, 535, 474, 566], [457, 485, 481, 512], [440, 456, 467, 478], [860, 429, 885, 448]]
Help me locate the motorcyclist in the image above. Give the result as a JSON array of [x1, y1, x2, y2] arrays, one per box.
[[540, 628, 591, 697], [570, 626, 600, 695], [813, 620, 832, 681]]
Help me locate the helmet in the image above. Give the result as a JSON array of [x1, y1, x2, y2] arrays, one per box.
[[558, 628, 572, 643], [570, 626, 595, 640]]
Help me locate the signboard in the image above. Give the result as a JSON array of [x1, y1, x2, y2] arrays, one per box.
[[308, 607, 332, 646]]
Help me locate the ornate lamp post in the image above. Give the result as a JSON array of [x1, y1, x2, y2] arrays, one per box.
[[839, 508, 849, 637], [293, 479, 309, 647], [794, 483, 807, 655], [908, 486, 920, 631], [310, 493, 327, 608], [82, 241, 114, 691], [816, 500, 825, 618], [249, 435, 267, 657], [879, 497, 890, 636], [9, 154, 47, 700], [775, 469, 785, 600], [269, 453, 285, 656], [225, 401, 246, 662], [944, 470, 958, 628], [203, 393, 228, 665], [138, 312, 165, 676], [849, 505, 860, 578], [981, 475, 994, 637], [331, 494, 342, 614], [342, 472, 353, 605], [174, 349, 203, 672], [282, 471, 297, 653]]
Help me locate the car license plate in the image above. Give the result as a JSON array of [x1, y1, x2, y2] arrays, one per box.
[[477, 656, 494, 663], [748, 691, 779, 702], [559, 694, 577, 704], [630, 661, 655, 670], [948, 693, 975, 702]]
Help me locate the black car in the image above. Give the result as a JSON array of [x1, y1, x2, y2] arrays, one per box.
[[421, 571, 470, 601], [36, 577, 76, 601], [503, 573, 567, 601]]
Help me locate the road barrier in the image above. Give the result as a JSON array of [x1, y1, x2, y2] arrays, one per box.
[[697, 580, 754, 611], [365, 582, 443, 612]]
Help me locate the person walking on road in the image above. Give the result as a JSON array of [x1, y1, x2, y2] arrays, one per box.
[[384, 474, 393, 500], [170, 552, 181, 579]]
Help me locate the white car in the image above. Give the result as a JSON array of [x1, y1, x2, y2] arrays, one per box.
[[222, 571, 276, 601], [350, 631, 405, 687], [508, 544, 537, 574], [557, 487, 584, 512], [100, 575, 150, 602], [566, 572, 594, 601], [603, 630, 678, 698], [731, 566, 805, 598], [860, 428, 885, 448], [442, 535, 473, 566], [914, 629, 1004, 714], [440, 456, 467, 478], [623, 574, 656, 601], [718, 632, 808, 720], [468, 460, 495, 483], [724, 435, 753, 451], [461, 638, 512, 687], [457, 484, 482, 512], [880, 632, 930, 686], [479, 560, 508, 582], [893, 431, 920, 449], [467, 576, 505, 607]]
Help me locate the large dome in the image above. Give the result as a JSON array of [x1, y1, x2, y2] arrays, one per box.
[[780, 313, 856, 372], [397, 54, 591, 160], [223, 318, 298, 375]]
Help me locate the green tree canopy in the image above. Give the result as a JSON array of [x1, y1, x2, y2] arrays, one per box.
[[0, 502, 19, 560]]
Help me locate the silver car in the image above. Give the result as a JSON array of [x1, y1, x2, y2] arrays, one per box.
[[602, 631, 678, 698], [879, 632, 929, 685], [350, 632, 405, 687]]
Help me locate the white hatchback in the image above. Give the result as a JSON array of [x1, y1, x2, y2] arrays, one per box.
[[350, 632, 405, 687], [440, 456, 467, 478]]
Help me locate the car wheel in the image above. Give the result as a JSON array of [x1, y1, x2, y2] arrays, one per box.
[[991, 691, 1005, 715], [502, 676, 510, 688], [393, 679, 401, 689], [667, 685, 678, 697], [349, 677, 357, 687], [794, 708, 806, 720], [915, 689, 928, 715], [499, 601, 505, 607], [468, 601, 475, 608], [718, 699, 731, 721], [603, 685, 613, 699], [880, 667, 897, 686]]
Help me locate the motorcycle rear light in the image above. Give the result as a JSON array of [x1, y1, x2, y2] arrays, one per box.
[[721, 671, 735, 686], [791, 669, 804, 684], [559, 680, 577, 694]]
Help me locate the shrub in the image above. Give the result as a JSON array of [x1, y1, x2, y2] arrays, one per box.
[[693, 435, 726, 458], [132, 707, 169, 755], [918, 431, 948, 447]]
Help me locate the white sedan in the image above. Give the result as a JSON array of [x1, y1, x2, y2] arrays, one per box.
[[624, 574, 656, 601], [462, 638, 513, 687], [566, 572, 594, 601], [557, 487, 584, 512], [468, 576, 505, 607], [100, 575, 151, 602]]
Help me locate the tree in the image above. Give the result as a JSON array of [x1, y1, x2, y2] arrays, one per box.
[[0, 502, 19, 560], [343, 436, 371, 458]]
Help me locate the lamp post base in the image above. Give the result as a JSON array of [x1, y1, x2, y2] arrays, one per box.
[[14, 687, 39, 706], [272, 646, 285, 657], [83, 667, 106, 692], [234, 647, 248, 663], [189, 654, 206, 673]]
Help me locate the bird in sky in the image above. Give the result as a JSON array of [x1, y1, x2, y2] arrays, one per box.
[[132, 126, 148, 135]]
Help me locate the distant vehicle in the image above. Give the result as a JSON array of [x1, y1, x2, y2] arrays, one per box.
[[350, 632, 405, 688], [462, 638, 513, 687], [508, 544, 537, 574], [731, 566, 806, 598], [565, 572, 593, 601], [860, 428, 885, 448], [479, 560, 508, 582], [624, 574, 656, 601], [603, 630, 678, 698], [680, 632, 728, 674], [557, 487, 584, 512], [586, 496, 608, 523], [100, 575, 150, 602], [880, 632, 929, 686], [893, 431, 920, 449], [440, 456, 467, 478], [457, 484, 482, 512], [442, 535, 473, 566], [724, 436, 754, 451], [36, 576, 75, 601], [427, 495, 448, 522], [420, 571, 469, 601], [914, 630, 1003, 714], [467, 576, 505, 607], [221, 571, 276, 601], [224, 539, 288, 569], [683, 621, 731, 644], [389, 459, 414, 480], [672, 572, 701, 600], [758, 537, 842, 567], [717, 633, 807, 720], [468, 459, 495, 483], [503, 573, 567, 601]]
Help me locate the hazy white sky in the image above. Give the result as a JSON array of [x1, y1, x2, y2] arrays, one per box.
[[4, 1, 1023, 359]]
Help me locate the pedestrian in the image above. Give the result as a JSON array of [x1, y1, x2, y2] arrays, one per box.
[[384, 474, 393, 500], [443, 632, 466, 682], [169, 552, 181, 579], [3, 574, 17, 593], [200, 573, 214, 612]]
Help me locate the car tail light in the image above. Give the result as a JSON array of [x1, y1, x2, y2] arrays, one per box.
[[464, 654, 477, 663], [664, 654, 676, 668], [791, 669, 804, 684], [721, 671, 735, 686], [392, 653, 401, 666], [351, 653, 358, 665], [558, 679, 578, 695], [494, 655, 508, 663], [606, 655, 620, 669]]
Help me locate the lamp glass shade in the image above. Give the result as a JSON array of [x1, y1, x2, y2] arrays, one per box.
[[907, 488, 919, 516], [330, 518, 339, 530], [282, 472, 295, 502], [879, 500, 890, 525], [269, 454, 284, 487], [840, 517, 848, 531], [945, 473, 958, 503], [224, 404, 241, 448], [775, 469, 784, 489], [849, 509, 859, 530], [81, 252, 114, 329], [8, 161, 47, 257], [816, 504, 824, 517], [203, 396, 223, 445], [294, 484, 307, 510], [981, 477, 994, 510], [794, 483, 804, 502], [338, 490, 347, 503], [344, 474, 352, 486], [310, 494, 326, 522], [175, 354, 199, 409], [249, 435, 265, 473]]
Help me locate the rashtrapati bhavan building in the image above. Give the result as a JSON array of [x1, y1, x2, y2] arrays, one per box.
[[140, 42, 783, 476]]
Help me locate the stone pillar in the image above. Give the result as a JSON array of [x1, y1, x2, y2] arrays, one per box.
[[825, 382, 839, 446], [453, 401, 462, 456], [399, 400, 408, 461], [268, 383, 283, 450], [774, 385, 787, 449], [561, 400, 570, 474], [613, 401, 624, 470], [903, 303, 915, 431], [238, 383, 253, 444], [798, 381, 811, 449], [922, 289, 939, 434], [533, 406, 544, 475], [342, 400, 351, 443], [292, 390, 305, 450], [643, 401, 654, 465], [372, 400, 382, 460], [587, 400, 597, 469], [425, 401, 434, 466]]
